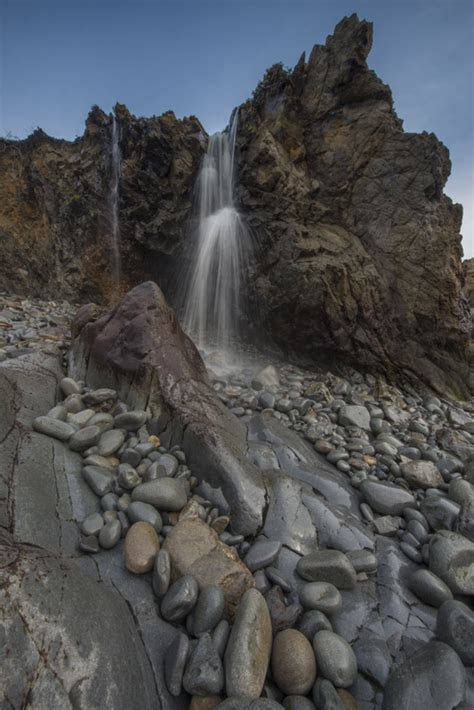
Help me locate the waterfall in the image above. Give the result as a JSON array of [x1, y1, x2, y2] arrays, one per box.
[[109, 114, 121, 283], [181, 112, 254, 357]]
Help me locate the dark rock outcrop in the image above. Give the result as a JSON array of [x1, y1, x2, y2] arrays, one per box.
[[234, 14, 471, 397], [0, 105, 205, 302]]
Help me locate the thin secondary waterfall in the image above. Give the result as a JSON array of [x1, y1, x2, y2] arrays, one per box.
[[109, 114, 121, 283], [181, 112, 253, 357]]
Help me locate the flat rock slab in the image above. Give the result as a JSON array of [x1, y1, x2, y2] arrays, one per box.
[[163, 518, 255, 619]]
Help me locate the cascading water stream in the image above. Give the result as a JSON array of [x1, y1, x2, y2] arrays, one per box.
[[109, 114, 121, 284], [181, 112, 254, 359]]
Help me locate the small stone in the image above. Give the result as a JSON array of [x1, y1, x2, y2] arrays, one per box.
[[401, 460, 443, 490], [297, 610, 333, 641], [224, 589, 272, 698], [359, 479, 415, 515], [296, 550, 356, 590], [82, 465, 114, 496], [193, 586, 226, 636], [131, 478, 187, 510], [244, 540, 282, 572], [98, 519, 121, 549], [265, 586, 302, 635], [64, 393, 84, 413], [60, 377, 82, 395], [312, 630, 357, 688], [339, 405, 371, 431], [121, 447, 142, 467], [161, 575, 199, 622], [68, 408, 95, 427], [79, 535, 99, 553], [212, 620, 230, 658], [101, 492, 119, 511], [345, 550, 377, 574], [83, 454, 117, 470], [373, 515, 400, 536], [88, 412, 114, 431], [98, 429, 125, 457], [159, 453, 179, 476], [165, 632, 189, 697], [114, 410, 148, 430], [410, 569, 453, 608], [312, 678, 346, 709], [82, 388, 117, 407], [265, 567, 291, 593], [127, 501, 163, 532], [183, 633, 224, 696], [32, 416, 74, 441], [69, 425, 101, 452], [124, 522, 160, 574], [46, 404, 68, 421], [152, 549, 171, 597], [211, 516, 230, 534], [80, 513, 104, 537], [299, 583, 342, 615], [271, 629, 316, 696]]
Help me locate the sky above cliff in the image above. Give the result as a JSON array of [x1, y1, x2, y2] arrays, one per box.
[[0, 0, 472, 256]]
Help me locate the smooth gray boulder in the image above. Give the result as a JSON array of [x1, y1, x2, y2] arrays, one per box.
[[437, 600, 474, 666], [429, 530, 474, 595], [383, 641, 465, 710]]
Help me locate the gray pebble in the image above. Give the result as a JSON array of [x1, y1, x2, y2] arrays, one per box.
[[98, 519, 121, 549], [212, 619, 231, 658], [244, 540, 282, 572], [69, 425, 101, 452], [182, 633, 224, 695], [161, 575, 199, 622], [79, 535, 100, 553], [312, 630, 357, 687], [164, 632, 189, 697], [299, 583, 342, 616], [152, 549, 171, 597], [297, 610, 333, 641], [127, 501, 163, 532], [193, 585, 225, 636], [98, 429, 125, 457], [33, 416, 75, 441], [80, 513, 104, 537], [114, 410, 147, 430], [82, 466, 114, 496]]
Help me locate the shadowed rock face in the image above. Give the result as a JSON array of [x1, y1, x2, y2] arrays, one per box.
[[0, 15, 471, 396], [234, 14, 471, 397], [0, 105, 205, 302]]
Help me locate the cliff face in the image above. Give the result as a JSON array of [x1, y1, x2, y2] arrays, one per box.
[[0, 105, 205, 302], [0, 14, 471, 396], [234, 15, 472, 396]]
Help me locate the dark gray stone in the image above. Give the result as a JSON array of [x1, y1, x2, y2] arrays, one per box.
[[82, 465, 114, 497], [296, 550, 356, 589], [437, 600, 474, 666], [312, 630, 357, 687], [410, 569, 453, 608], [98, 519, 121, 549], [299, 583, 342, 615], [161, 575, 199, 622], [182, 633, 224, 695], [244, 540, 282, 572], [193, 585, 226, 636], [127, 501, 163, 532], [32, 416, 75, 441], [359, 480, 415, 515], [114, 410, 148, 430], [297, 610, 333, 641], [383, 640, 465, 710], [164, 631, 189, 697], [131, 478, 187, 510], [69, 425, 101, 452]]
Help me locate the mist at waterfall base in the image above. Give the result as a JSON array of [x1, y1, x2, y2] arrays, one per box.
[[178, 113, 259, 368]]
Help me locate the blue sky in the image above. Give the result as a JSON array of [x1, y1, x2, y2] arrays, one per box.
[[0, 0, 472, 257]]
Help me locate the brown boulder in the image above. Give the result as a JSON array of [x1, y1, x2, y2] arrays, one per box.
[[162, 518, 254, 619]]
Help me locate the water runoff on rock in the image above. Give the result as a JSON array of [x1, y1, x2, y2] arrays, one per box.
[[109, 113, 122, 284], [180, 111, 255, 363]]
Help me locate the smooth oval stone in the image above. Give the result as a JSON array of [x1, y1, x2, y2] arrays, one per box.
[[224, 589, 272, 698], [297, 610, 332, 641], [161, 575, 199, 622], [437, 600, 474, 666], [101, 492, 119, 511], [164, 632, 189, 697], [79, 534, 99, 554], [212, 620, 230, 658], [299, 583, 342, 616], [152, 549, 171, 597], [82, 388, 117, 407], [60, 377, 82, 395], [243, 540, 282, 572], [132, 478, 187, 511], [80, 512, 104, 537], [346, 549, 377, 574], [88, 412, 114, 432], [159, 453, 179, 476], [296, 550, 356, 590], [283, 697, 315, 710], [121, 447, 142, 467], [383, 640, 466, 710], [124, 522, 160, 574], [127, 501, 163, 532], [193, 586, 226, 636], [271, 629, 316, 696], [33, 416, 75, 441], [82, 465, 114, 496], [63, 393, 84, 413], [46, 405, 68, 421], [98, 429, 125, 457], [69, 425, 101, 452], [98, 519, 121, 549], [410, 569, 453, 608], [312, 678, 346, 709], [118, 464, 141, 490], [429, 530, 474, 594], [114, 410, 148, 430], [421, 495, 460, 531], [68, 408, 95, 427], [313, 630, 357, 688], [183, 633, 224, 696], [359, 480, 415, 515]]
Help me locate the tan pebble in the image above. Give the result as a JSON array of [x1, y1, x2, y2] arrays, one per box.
[[337, 688, 360, 709], [211, 516, 230, 534], [271, 628, 316, 695], [189, 697, 222, 710], [124, 522, 160, 574], [148, 435, 161, 447]]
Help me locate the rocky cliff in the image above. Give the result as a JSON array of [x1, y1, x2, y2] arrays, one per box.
[[0, 14, 471, 396], [0, 105, 205, 302]]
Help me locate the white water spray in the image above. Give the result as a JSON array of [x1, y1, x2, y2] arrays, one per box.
[[181, 112, 253, 356], [109, 114, 121, 283]]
